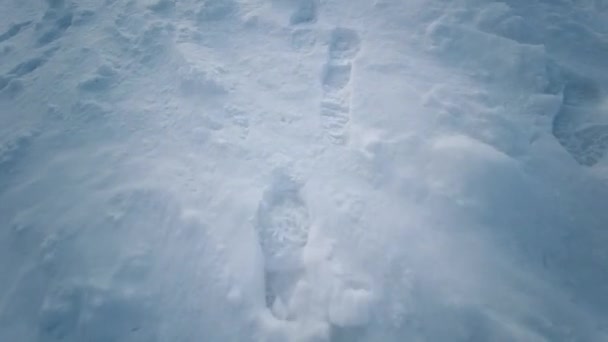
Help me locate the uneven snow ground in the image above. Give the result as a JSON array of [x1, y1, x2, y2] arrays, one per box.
[[1, 0, 608, 341]]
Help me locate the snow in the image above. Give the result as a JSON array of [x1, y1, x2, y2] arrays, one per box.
[[1, 0, 608, 341]]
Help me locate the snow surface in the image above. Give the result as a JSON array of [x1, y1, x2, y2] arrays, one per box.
[[1, 0, 608, 341]]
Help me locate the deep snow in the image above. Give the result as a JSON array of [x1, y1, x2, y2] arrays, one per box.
[[1, 0, 608, 341]]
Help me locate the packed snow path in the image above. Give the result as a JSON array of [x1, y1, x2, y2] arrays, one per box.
[[1, 0, 608, 341]]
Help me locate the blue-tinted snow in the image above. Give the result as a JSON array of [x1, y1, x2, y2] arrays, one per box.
[[1, 0, 607, 341]]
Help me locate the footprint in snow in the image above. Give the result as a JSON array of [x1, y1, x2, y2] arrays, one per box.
[[255, 170, 310, 320], [320, 27, 361, 145]]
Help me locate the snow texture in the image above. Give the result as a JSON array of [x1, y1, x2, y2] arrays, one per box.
[[1, 0, 608, 341]]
